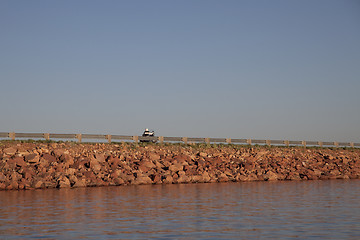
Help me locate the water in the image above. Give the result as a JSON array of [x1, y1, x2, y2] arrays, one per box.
[[1, 180, 359, 239]]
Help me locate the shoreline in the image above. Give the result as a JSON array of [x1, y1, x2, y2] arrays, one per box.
[[1, 141, 359, 190]]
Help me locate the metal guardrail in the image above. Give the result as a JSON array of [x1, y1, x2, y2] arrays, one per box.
[[50, 133, 77, 139], [0, 132, 9, 138], [111, 135, 133, 141], [0, 132, 359, 148]]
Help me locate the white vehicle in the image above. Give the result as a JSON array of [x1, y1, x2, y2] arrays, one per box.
[[140, 129, 157, 143]]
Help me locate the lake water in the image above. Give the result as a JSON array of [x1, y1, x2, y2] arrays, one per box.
[[0, 180, 359, 239]]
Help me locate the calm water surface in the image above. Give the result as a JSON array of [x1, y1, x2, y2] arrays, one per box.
[[0, 180, 359, 239]]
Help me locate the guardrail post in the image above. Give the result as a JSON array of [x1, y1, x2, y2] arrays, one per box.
[[133, 136, 138, 143], [76, 133, 82, 143], [44, 133, 50, 141], [318, 141, 323, 147], [247, 139, 252, 145], [266, 140, 271, 146], [334, 142, 339, 148], [76, 134, 82, 143], [350, 142, 354, 148], [302, 141, 306, 148], [9, 132, 15, 140], [284, 140, 289, 147], [182, 137, 188, 144], [159, 136, 164, 144], [106, 135, 112, 143], [226, 138, 231, 144]]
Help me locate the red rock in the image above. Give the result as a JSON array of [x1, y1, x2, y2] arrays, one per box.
[[3, 147, 17, 155], [44, 181, 56, 188], [7, 181, 19, 190], [190, 175, 203, 183], [65, 168, 76, 176], [217, 173, 229, 182], [151, 174, 162, 184], [121, 174, 135, 183], [0, 172, 7, 182], [52, 149, 67, 158], [0, 141, 358, 190], [108, 156, 121, 165], [148, 153, 160, 161], [140, 160, 156, 169], [173, 154, 191, 163], [8, 156, 27, 167], [198, 152, 207, 158], [95, 153, 106, 163], [177, 174, 190, 183], [169, 163, 183, 172], [22, 169, 34, 180], [90, 161, 102, 172], [41, 153, 57, 163], [138, 164, 150, 173], [238, 174, 249, 181], [84, 171, 96, 179], [263, 171, 278, 181], [25, 153, 40, 163], [34, 180, 44, 189], [162, 174, 174, 184], [133, 174, 152, 185], [201, 171, 211, 182], [113, 177, 125, 185], [77, 159, 90, 169], [57, 176, 71, 188]]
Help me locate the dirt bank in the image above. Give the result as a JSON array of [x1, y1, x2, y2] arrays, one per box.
[[0, 141, 359, 190]]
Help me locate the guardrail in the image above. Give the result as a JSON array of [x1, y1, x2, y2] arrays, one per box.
[[0, 132, 359, 148]]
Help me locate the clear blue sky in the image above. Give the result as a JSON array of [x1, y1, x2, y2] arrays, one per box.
[[1, 0, 359, 142]]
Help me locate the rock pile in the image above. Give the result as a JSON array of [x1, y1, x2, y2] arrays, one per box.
[[0, 142, 359, 190]]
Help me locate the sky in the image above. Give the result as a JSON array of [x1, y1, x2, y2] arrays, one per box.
[[1, 0, 359, 142]]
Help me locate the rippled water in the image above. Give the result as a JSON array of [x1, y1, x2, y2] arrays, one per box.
[[1, 180, 359, 239]]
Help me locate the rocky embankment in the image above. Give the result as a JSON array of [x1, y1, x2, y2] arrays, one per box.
[[0, 141, 359, 190]]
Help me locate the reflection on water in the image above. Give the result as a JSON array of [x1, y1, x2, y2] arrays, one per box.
[[1, 180, 360, 239]]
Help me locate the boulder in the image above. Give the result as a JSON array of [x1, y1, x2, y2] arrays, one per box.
[[217, 173, 229, 182], [41, 153, 57, 164], [0, 172, 7, 182], [133, 175, 152, 185], [3, 147, 17, 155], [90, 161, 102, 172], [162, 174, 174, 184], [57, 176, 71, 188], [151, 174, 162, 184], [140, 160, 156, 169], [25, 153, 40, 163], [121, 174, 135, 183], [148, 153, 160, 161], [198, 152, 207, 158], [112, 177, 125, 185], [95, 153, 106, 163], [65, 168, 76, 176], [263, 171, 279, 181], [34, 180, 44, 189], [176, 174, 190, 183], [190, 175, 203, 183], [6, 181, 19, 190], [235, 173, 253, 182], [72, 178, 87, 188], [169, 163, 183, 173], [201, 171, 211, 182], [8, 156, 27, 167]]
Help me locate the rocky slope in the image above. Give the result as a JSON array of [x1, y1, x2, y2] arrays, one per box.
[[0, 141, 359, 190]]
